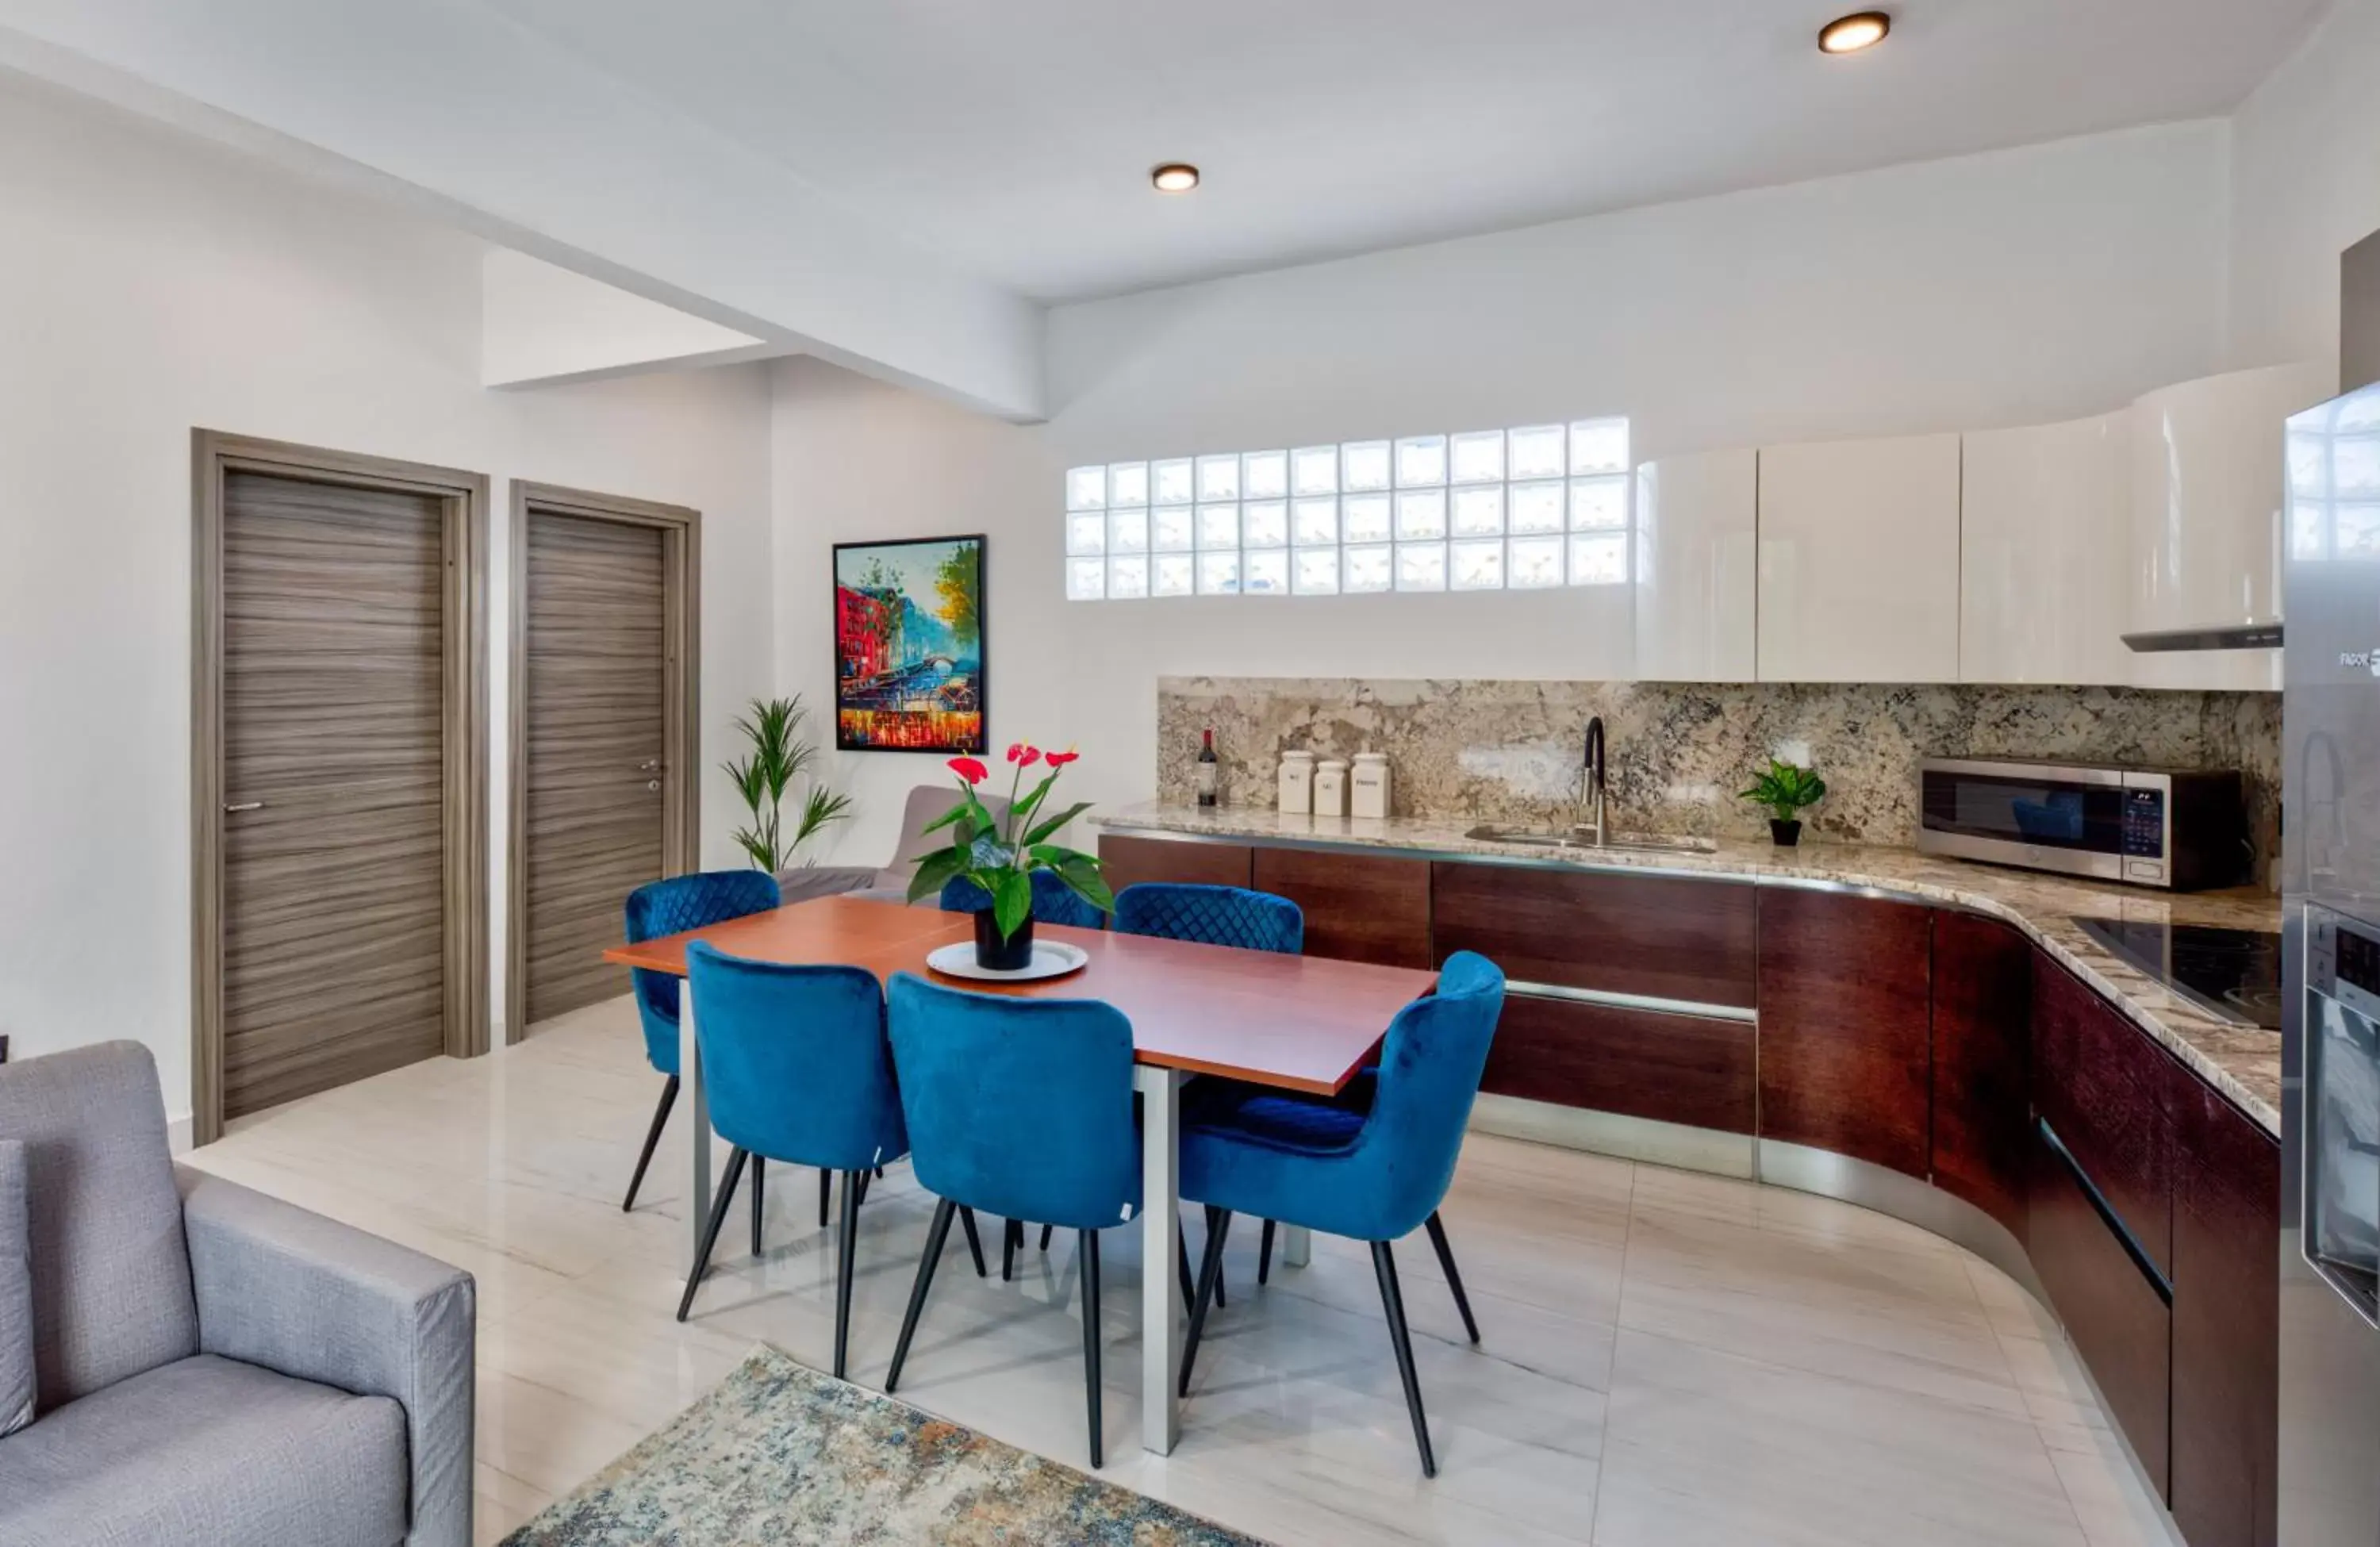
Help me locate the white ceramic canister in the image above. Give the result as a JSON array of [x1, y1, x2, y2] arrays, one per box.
[[1276, 750, 1315, 815], [1351, 751, 1392, 820], [1312, 758, 1349, 818]]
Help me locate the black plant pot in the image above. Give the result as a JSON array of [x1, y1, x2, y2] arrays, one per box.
[[973, 909, 1036, 971], [1770, 818, 1802, 847]]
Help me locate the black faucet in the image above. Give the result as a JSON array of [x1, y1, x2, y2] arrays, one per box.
[[1580, 716, 1607, 843]]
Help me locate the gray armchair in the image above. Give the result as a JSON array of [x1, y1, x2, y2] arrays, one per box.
[[0, 1042, 474, 1547], [776, 782, 1011, 906]]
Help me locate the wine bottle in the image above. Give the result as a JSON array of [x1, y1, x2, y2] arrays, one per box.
[[1196, 727, 1219, 808]]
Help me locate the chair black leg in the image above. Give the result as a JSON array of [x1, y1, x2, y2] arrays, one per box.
[[1080, 1227, 1104, 1469], [621, 1075, 678, 1212], [675, 1147, 748, 1322], [833, 1169, 862, 1379], [1177, 1207, 1234, 1396], [1176, 1220, 1195, 1307], [958, 1206, 988, 1277], [855, 1169, 872, 1208], [1039, 1223, 1054, 1252], [819, 1167, 831, 1228], [886, 1197, 956, 1393], [1258, 1218, 1277, 1285], [1371, 1239, 1437, 1477], [750, 1155, 766, 1258], [1003, 1217, 1021, 1281], [1424, 1211, 1481, 1344]]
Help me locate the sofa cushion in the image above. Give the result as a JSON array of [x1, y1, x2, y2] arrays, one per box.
[[0, 1042, 197, 1412], [0, 1353, 408, 1547], [0, 1140, 30, 1435]]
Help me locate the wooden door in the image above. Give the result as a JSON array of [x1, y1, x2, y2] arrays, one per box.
[[518, 508, 672, 1028], [1249, 846, 1431, 968], [2171, 1080, 2282, 1547], [218, 470, 451, 1119]]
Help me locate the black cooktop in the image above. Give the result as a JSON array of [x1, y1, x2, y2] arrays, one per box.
[[2073, 917, 2283, 1031]]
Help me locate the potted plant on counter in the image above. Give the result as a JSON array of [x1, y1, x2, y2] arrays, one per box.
[[1741, 758, 1826, 847], [906, 743, 1113, 969]]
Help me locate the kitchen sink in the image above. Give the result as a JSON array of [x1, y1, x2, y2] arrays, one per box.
[[1465, 823, 1717, 857]]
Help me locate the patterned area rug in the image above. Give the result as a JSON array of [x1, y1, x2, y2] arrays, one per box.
[[501, 1345, 1267, 1545]]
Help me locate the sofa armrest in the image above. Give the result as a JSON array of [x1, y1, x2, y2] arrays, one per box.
[[772, 864, 886, 904], [178, 1167, 475, 1547]]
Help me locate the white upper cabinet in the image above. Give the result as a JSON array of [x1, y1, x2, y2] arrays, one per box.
[[2128, 361, 2333, 691], [1756, 433, 1962, 683], [1960, 413, 2132, 686], [1634, 448, 1757, 681]]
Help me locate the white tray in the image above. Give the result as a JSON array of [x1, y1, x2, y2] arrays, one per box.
[[924, 939, 1090, 983]]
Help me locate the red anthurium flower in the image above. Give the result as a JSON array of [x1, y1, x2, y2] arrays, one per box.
[[948, 756, 988, 785], [1019, 744, 1042, 767], [1005, 743, 1023, 763], [1044, 749, 1080, 769]]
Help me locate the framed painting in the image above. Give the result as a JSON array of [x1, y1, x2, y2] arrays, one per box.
[[832, 534, 987, 752]]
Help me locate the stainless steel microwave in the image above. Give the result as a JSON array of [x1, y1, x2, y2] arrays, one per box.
[[1916, 758, 2247, 890]]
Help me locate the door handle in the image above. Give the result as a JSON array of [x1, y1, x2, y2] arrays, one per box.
[[223, 801, 264, 813], [637, 760, 662, 772]]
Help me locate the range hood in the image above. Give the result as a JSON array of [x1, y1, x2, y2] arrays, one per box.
[[2122, 622, 2284, 652], [2121, 621, 2284, 652]]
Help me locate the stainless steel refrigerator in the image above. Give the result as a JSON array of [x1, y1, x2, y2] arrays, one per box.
[[2282, 379, 2380, 1544]]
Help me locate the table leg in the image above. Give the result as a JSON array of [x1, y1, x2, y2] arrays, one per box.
[[681, 992, 712, 1279], [1283, 1223, 1311, 1269], [1136, 1065, 1184, 1456]]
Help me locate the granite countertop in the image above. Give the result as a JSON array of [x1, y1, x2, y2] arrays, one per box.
[[1096, 802, 2285, 1134]]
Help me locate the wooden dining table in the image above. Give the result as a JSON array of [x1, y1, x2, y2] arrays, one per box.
[[604, 893, 1441, 1454]]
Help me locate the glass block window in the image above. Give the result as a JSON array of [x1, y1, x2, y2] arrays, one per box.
[[1063, 416, 1627, 599]]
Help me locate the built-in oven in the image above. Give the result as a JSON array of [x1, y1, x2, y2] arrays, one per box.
[[1916, 758, 2247, 890], [2306, 903, 2380, 1326]]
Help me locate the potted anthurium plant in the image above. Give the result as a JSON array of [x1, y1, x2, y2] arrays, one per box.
[[1741, 758, 1826, 847], [906, 742, 1114, 969]]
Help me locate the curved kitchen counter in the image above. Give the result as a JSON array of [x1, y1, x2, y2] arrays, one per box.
[[1095, 801, 2282, 1134]]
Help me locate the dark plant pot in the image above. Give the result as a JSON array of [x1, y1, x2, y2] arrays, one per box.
[[973, 908, 1035, 971], [1770, 818, 1802, 847]]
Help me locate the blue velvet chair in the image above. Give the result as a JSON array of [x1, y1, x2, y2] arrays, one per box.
[[1113, 881, 1303, 954], [883, 973, 1139, 1468], [938, 868, 1109, 931], [1175, 950, 1507, 1477], [620, 869, 781, 1212], [674, 944, 989, 1374]]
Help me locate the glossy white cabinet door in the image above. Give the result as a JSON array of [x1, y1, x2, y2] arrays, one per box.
[[1960, 413, 2131, 685], [1634, 449, 1758, 681], [2129, 360, 2332, 690], [1756, 433, 1961, 683]]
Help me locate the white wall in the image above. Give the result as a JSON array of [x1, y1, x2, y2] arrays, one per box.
[[0, 75, 777, 1124], [774, 123, 2236, 866], [2228, 0, 2380, 373]]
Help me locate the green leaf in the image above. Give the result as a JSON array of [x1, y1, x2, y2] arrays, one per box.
[[992, 869, 1033, 940], [904, 845, 970, 904], [919, 802, 973, 837], [1048, 857, 1114, 915], [1022, 800, 1092, 848]]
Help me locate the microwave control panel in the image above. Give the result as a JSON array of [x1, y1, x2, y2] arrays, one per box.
[[2120, 786, 2166, 859]]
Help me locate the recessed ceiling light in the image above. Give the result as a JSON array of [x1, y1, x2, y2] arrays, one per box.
[[1818, 10, 1891, 53], [1151, 163, 1200, 194]]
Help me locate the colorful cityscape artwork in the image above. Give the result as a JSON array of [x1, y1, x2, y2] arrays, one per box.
[[832, 535, 987, 752]]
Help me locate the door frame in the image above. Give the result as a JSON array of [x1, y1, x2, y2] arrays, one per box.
[[190, 430, 491, 1146], [505, 481, 701, 1044]]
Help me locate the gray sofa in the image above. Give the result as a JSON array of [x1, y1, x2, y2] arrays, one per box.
[[775, 781, 1011, 906], [0, 1042, 475, 1547]]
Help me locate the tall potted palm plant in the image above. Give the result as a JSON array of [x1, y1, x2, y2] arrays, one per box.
[[724, 695, 852, 873]]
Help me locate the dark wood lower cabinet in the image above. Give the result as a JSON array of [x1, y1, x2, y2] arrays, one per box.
[[2032, 1121, 2172, 1499], [1096, 834, 1252, 895], [1481, 992, 1756, 1134], [1930, 912, 2032, 1238], [2033, 955, 2178, 1280], [1431, 862, 1757, 1008], [2170, 1082, 2282, 1547], [1755, 889, 1933, 1177], [1250, 846, 1433, 969]]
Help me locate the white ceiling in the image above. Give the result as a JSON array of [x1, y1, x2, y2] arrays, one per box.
[[478, 0, 2328, 304]]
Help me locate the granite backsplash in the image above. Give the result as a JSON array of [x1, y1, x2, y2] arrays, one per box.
[[1156, 677, 2282, 885]]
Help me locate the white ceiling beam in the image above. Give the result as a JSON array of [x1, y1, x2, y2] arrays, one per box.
[[0, 1, 1046, 420]]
